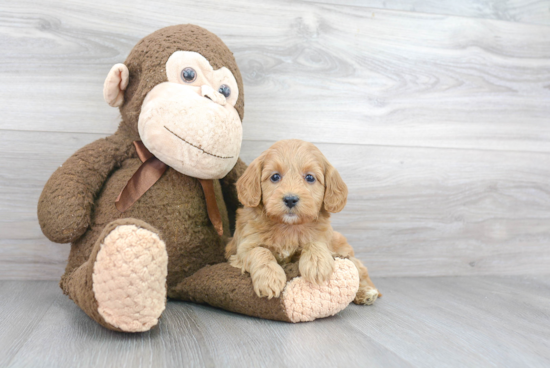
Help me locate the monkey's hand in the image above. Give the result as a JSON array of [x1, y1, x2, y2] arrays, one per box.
[[38, 134, 131, 243], [38, 175, 93, 243]]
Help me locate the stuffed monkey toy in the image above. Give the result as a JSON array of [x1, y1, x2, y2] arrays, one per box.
[[37, 24, 360, 332]]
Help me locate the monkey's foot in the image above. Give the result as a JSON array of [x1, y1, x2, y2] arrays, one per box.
[[92, 224, 168, 332], [281, 258, 359, 322], [169, 258, 358, 323]]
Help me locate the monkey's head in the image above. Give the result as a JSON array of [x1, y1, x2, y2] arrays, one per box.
[[103, 24, 244, 180]]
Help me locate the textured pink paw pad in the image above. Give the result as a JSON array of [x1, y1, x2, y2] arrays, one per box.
[[92, 225, 168, 332], [282, 258, 360, 323]]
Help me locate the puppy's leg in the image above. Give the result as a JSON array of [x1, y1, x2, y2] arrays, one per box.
[[300, 242, 335, 284], [225, 237, 237, 260], [349, 257, 380, 305], [248, 248, 288, 299], [230, 243, 286, 299], [330, 231, 380, 305]]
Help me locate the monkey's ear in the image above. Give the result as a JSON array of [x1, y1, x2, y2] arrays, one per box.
[[236, 153, 265, 207], [103, 63, 129, 107], [323, 162, 348, 213]]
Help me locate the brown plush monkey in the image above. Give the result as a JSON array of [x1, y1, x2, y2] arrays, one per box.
[[37, 25, 360, 332]]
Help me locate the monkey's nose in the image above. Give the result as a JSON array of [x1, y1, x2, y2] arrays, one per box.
[[201, 85, 226, 106], [283, 195, 300, 209]]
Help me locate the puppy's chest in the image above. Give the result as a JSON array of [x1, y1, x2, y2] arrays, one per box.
[[262, 235, 305, 264]]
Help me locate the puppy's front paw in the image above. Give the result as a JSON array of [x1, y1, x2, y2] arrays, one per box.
[[299, 250, 335, 285], [251, 263, 287, 299]]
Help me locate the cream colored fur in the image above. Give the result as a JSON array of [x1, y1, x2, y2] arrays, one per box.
[[227, 140, 380, 304], [104, 51, 242, 180], [283, 258, 359, 322], [103, 63, 129, 107], [138, 82, 242, 179], [165, 51, 239, 107], [92, 225, 168, 332]]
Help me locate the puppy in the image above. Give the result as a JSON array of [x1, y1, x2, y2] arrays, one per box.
[[226, 139, 380, 305]]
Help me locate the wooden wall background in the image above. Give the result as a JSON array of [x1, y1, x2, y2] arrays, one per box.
[[1, 0, 549, 280]]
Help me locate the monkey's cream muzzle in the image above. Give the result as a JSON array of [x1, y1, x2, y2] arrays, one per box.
[[138, 82, 242, 179]]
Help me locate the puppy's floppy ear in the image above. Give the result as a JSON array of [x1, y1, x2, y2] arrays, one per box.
[[237, 153, 265, 207], [323, 161, 348, 213]]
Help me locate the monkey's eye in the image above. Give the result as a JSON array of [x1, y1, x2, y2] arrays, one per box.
[[218, 84, 231, 98], [181, 67, 197, 83], [270, 173, 281, 183], [305, 174, 315, 183]]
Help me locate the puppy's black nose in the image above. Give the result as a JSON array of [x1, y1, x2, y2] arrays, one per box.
[[283, 195, 299, 208]]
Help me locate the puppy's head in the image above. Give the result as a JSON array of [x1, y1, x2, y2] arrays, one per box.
[[237, 139, 348, 224]]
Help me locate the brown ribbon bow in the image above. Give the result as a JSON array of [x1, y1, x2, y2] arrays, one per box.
[[115, 141, 224, 236]]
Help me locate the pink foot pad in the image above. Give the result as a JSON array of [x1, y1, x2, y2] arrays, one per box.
[[92, 225, 168, 332], [282, 258, 360, 323]]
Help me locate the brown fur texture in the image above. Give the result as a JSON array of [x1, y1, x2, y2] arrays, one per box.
[[121, 24, 244, 141], [37, 25, 362, 330], [170, 262, 303, 323], [227, 140, 380, 304], [36, 25, 284, 330]]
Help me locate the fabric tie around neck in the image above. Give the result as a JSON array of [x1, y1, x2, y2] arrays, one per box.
[[115, 141, 224, 236]]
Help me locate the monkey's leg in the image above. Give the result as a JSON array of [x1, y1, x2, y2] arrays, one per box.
[[61, 219, 168, 332], [169, 258, 359, 323]]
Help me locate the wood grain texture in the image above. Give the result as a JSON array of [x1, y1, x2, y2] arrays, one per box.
[[1, 0, 549, 279], [0, 281, 62, 367], [2, 277, 549, 367], [2, 132, 549, 279], [305, 0, 550, 26], [0, 0, 549, 151]]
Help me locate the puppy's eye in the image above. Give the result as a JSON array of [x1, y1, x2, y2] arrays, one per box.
[[270, 173, 281, 183], [305, 174, 315, 183], [218, 84, 231, 98], [181, 67, 197, 83]]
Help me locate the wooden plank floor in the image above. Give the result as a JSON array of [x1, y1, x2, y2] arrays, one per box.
[[1, 276, 549, 368]]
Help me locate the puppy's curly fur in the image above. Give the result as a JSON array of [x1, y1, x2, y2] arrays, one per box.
[[226, 139, 380, 304]]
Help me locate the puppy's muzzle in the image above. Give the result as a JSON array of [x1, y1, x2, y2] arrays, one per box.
[[283, 195, 300, 209]]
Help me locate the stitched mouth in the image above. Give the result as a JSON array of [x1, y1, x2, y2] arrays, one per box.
[[164, 126, 234, 159]]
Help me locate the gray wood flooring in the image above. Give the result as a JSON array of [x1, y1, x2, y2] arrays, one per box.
[[1, 276, 549, 368]]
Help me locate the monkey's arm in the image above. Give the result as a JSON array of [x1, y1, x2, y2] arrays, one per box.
[[37, 132, 132, 243], [220, 158, 247, 235]]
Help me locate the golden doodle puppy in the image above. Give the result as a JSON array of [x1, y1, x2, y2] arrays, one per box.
[[226, 139, 380, 305]]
